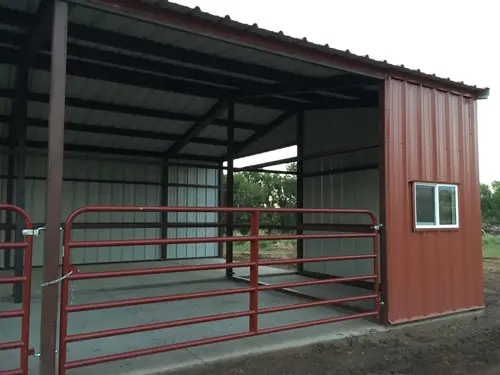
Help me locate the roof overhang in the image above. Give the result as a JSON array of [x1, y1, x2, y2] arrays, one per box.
[[73, 0, 489, 99]]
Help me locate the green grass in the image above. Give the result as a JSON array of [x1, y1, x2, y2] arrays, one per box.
[[483, 235, 500, 259]]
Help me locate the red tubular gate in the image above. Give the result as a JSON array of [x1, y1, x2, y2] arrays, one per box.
[[0, 205, 34, 375], [58, 206, 380, 375]]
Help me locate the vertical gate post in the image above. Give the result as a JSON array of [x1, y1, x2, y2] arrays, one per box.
[[160, 163, 169, 260], [225, 99, 235, 277], [39, 1, 68, 374], [296, 111, 304, 272], [217, 162, 224, 258], [4, 123, 16, 271]]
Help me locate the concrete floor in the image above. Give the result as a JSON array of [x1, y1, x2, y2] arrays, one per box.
[[0, 259, 383, 375]]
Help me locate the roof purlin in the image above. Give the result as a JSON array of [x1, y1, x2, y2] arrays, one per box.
[[79, 0, 489, 99]]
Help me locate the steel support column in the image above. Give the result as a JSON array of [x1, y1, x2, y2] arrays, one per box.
[[10, 61, 29, 303], [40, 1, 68, 374], [225, 99, 235, 278], [296, 111, 304, 272], [160, 164, 169, 260]]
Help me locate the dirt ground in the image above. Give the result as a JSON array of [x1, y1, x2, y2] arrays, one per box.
[[232, 247, 298, 270], [175, 260, 500, 375]]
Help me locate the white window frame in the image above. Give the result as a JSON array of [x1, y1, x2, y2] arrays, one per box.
[[413, 182, 459, 229]]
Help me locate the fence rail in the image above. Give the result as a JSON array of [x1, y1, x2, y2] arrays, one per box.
[[0, 205, 34, 375], [58, 206, 380, 375]]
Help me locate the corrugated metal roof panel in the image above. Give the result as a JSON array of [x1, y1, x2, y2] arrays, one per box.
[[93, 0, 486, 96], [384, 79, 483, 323], [27, 127, 173, 152], [199, 125, 253, 142], [63, 74, 217, 114], [0, 97, 12, 116], [0, 122, 8, 139], [0, 64, 16, 90], [69, 5, 342, 78], [0, 0, 38, 12], [180, 142, 225, 157], [233, 103, 281, 125]]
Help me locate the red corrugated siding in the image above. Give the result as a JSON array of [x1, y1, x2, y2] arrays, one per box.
[[384, 79, 484, 323]]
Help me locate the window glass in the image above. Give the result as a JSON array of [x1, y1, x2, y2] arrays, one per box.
[[438, 185, 457, 225], [415, 184, 436, 225]]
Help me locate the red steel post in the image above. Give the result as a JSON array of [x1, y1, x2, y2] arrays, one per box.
[[372, 220, 380, 319], [20, 218, 33, 375], [249, 210, 259, 332], [58, 220, 72, 375]]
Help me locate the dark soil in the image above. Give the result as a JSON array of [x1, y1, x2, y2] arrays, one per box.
[[174, 260, 500, 375]]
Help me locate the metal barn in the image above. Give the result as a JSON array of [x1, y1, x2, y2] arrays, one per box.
[[0, 1, 489, 375]]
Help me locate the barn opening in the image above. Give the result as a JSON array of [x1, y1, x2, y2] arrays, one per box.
[[0, 0, 389, 373]]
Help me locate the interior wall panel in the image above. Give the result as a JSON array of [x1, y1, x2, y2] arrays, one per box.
[[1, 155, 219, 267], [302, 107, 380, 278]]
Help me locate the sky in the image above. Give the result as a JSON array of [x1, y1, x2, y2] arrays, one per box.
[[176, 0, 498, 184]]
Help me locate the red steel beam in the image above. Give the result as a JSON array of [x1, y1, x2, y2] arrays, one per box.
[[69, 261, 255, 281], [259, 294, 377, 315], [0, 276, 26, 284], [0, 341, 23, 351], [0, 242, 28, 249], [258, 275, 376, 291], [67, 232, 375, 249], [66, 286, 255, 313], [0, 310, 24, 319], [0, 369, 24, 375], [259, 254, 375, 266], [65, 310, 252, 343]]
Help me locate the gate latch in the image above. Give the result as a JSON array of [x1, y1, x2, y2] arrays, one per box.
[[22, 226, 46, 236], [372, 223, 383, 231], [22, 226, 62, 236]]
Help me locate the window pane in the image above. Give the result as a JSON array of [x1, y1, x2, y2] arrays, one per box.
[[439, 186, 457, 225], [416, 185, 436, 225]]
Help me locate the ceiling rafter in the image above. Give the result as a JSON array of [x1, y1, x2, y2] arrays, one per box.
[[0, 138, 223, 161], [0, 89, 263, 131], [164, 100, 229, 157], [0, 115, 240, 147]]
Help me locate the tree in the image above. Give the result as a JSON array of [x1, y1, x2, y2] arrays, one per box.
[[481, 181, 500, 225], [222, 165, 298, 234]]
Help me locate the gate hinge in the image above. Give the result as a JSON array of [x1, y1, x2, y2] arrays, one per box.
[[372, 223, 383, 231]]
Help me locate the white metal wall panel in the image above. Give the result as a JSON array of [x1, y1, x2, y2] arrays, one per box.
[[24, 156, 162, 266], [302, 107, 380, 278], [166, 166, 219, 259], [1, 155, 219, 267]]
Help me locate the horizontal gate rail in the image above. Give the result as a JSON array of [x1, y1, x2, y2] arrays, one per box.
[[0, 204, 34, 375], [59, 206, 380, 375]]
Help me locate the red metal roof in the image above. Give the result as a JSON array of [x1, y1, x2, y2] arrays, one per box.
[[85, 0, 490, 99]]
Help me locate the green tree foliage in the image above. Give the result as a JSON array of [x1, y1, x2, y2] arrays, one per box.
[[224, 163, 297, 234], [481, 181, 500, 225]]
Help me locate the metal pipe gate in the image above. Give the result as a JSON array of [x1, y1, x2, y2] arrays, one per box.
[[58, 206, 380, 374], [0, 205, 34, 375]]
